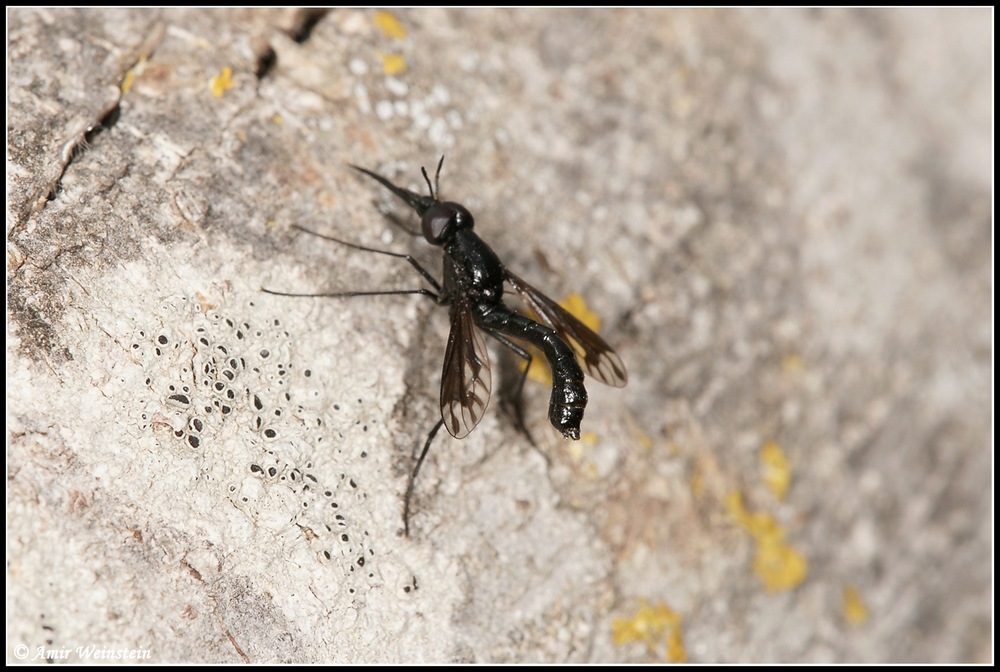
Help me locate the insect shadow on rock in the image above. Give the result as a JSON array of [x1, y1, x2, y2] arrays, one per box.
[[263, 157, 627, 536]]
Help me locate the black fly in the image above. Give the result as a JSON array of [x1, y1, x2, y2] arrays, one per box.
[[264, 158, 627, 535]]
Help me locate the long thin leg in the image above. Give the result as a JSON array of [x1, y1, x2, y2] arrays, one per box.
[[487, 332, 533, 404], [291, 224, 442, 293], [261, 288, 439, 300], [404, 417, 445, 536], [482, 331, 539, 450]]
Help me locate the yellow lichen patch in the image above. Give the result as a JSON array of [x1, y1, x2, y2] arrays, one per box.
[[120, 55, 146, 94], [567, 441, 586, 461], [726, 490, 808, 592], [210, 66, 235, 97], [561, 292, 602, 331], [568, 433, 598, 475], [121, 70, 137, 94], [842, 586, 869, 626], [271, 114, 283, 125], [754, 535, 808, 592], [760, 440, 791, 502], [380, 53, 407, 76], [665, 626, 686, 663], [373, 10, 407, 39], [782, 353, 806, 374], [632, 426, 654, 452], [612, 601, 686, 662], [524, 349, 554, 386]]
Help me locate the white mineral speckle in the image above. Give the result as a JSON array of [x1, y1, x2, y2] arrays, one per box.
[[385, 76, 408, 97], [375, 100, 394, 120], [348, 58, 368, 76]]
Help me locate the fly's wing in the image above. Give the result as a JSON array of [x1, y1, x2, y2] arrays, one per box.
[[505, 270, 628, 387], [439, 298, 493, 438]]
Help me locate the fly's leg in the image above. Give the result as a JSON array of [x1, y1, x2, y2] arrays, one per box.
[[289, 224, 443, 293], [262, 288, 439, 301], [483, 331, 558, 468], [404, 417, 445, 537]]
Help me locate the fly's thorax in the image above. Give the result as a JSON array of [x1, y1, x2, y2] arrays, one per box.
[[443, 229, 506, 302]]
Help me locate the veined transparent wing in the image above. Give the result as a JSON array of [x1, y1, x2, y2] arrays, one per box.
[[505, 270, 627, 387], [439, 298, 493, 438]]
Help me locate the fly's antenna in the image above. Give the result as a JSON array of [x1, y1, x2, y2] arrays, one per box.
[[433, 155, 444, 197], [420, 166, 435, 200], [421, 155, 446, 200]]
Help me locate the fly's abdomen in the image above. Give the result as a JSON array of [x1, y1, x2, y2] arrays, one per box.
[[473, 305, 587, 439], [544, 337, 588, 439]]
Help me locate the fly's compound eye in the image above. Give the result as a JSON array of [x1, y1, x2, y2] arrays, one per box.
[[422, 203, 473, 244]]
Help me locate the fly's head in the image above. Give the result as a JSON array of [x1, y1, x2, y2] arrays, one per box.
[[421, 202, 473, 246], [352, 156, 472, 247], [415, 156, 473, 245]]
